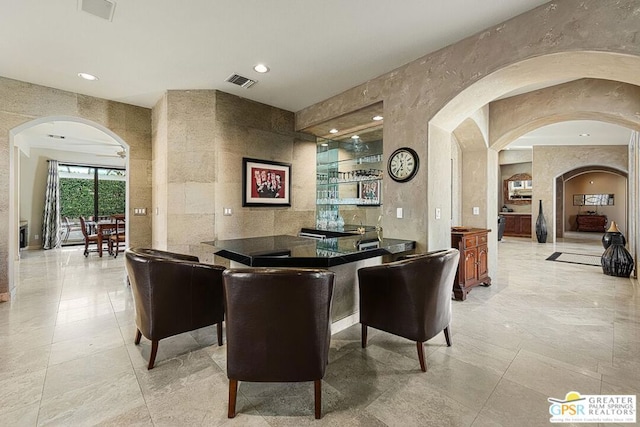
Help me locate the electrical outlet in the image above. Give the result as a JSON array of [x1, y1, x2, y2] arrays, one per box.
[[435, 208, 441, 220], [473, 207, 480, 215], [34, 234, 39, 240]]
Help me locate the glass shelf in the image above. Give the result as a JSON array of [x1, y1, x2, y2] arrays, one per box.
[[317, 177, 382, 186], [316, 136, 383, 230]]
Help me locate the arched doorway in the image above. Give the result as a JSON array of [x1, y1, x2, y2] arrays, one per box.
[[9, 116, 130, 294]]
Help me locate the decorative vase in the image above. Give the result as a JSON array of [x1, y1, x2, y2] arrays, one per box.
[[601, 233, 634, 277], [535, 200, 547, 243], [601, 221, 625, 249]]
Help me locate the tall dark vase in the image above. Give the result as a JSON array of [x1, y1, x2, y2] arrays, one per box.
[[535, 200, 547, 243], [602, 221, 626, 249], [601, 233, 634, 277]]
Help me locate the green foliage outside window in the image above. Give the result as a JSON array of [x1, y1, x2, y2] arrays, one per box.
[[60, 178, 125, 218]]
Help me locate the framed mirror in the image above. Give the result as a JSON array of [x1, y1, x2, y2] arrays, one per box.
[[503, 173, 532, 205]]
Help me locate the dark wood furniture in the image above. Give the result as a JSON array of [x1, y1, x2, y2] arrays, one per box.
[[451, 228, 491, 301], [79, 216, 101, 257], [502, 213, 532, 237], [576, 214, 607, 232]]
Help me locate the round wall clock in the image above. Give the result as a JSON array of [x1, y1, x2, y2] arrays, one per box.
[[387, 147, 419, 182]]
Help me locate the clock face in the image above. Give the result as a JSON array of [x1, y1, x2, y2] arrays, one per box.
[[388, 147, 419, 182]]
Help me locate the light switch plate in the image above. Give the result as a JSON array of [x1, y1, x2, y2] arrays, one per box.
[[223, 207, 232, 216], [396, 208, 403, 219], [435, 208, 441, 220]]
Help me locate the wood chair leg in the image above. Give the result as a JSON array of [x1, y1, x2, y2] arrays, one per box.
[[361, 324, 368, 348], [148, 340, 158, 370], [314, 379, 322, 419], [228, 379, 238, 418], [416, 341, 427, 372], [217, 322, 223, 346], [134, 329, 142, 345], [84, 241, 89, 257], [444, 325, 452, 347]]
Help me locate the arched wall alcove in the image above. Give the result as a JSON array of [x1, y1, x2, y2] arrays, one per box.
[[555, 166, 628, 238]]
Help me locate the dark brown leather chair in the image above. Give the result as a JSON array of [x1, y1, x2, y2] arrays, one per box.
[[223, 268, 335, 419], [358, 248, 460, 372], [125, 247, 225, 369]]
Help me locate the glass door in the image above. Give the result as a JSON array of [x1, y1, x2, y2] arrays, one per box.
[[58, 164, 125, 245]]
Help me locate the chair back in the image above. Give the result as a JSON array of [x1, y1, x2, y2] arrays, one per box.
[[358, 248, 460, 342], [125, 247, 225, 341], [223, 268, 335, 382], [133, 247, 199, 262], [79, 216, 89, 238]]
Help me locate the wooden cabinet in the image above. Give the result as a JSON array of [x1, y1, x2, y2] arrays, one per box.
[[502, 213, 532, 237], [451, 228, 492, 301], [576, 214, 607, 232]]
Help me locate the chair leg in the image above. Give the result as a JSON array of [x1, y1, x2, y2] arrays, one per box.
[[416, 341, 427, 372], [134, 329, 142, 345], [228, 379, 238, 418], [444, 325, 452, 347], [148, 340, 158, 370], [314, 379, 322, 419], [361, 324, 368, 348], [217, 322, 223, 346], [84, 241, 89, 257]]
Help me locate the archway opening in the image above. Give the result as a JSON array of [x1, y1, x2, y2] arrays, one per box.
[[9, 116, 130, 294]]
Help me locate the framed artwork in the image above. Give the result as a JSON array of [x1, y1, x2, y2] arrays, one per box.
[[242, 158, 291, 207], [357, 180, 381, 206]]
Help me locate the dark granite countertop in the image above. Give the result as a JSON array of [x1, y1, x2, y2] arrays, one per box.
[[204, 232, 415, 268]]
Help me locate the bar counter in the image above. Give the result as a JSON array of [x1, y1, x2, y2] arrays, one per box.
[[205, 232, 415, 332], [205, 232, 415, 268]]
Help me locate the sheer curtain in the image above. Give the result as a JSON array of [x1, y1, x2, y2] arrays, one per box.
[[42, 160, 61, 249]]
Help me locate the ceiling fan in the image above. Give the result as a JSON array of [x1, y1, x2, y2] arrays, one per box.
[[97, 149, 127, 159]]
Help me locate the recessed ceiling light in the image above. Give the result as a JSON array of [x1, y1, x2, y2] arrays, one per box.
[[253, 64, 270, 73], [351, 135, 360, 140], [320, 143, 329, 147], [329, 128, 338, 134], [579, 133, 590, 137], [78, 72, 99, 81], [372, 115, 383, 121]]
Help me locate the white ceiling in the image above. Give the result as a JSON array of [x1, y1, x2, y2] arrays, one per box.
[[1, 0, 633, 152]]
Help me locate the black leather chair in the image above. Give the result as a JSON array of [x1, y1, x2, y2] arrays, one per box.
[[124, 247, 225, 369], [358, 248, 460, 372], [223, 268, 335, 419]]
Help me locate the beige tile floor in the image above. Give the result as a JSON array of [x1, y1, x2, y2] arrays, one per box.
[[1, 233, 638, 426]]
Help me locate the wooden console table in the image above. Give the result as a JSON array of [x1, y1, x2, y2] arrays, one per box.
[[576, 214, 607, 232], [451, 228, 492, 301], [502, 213, 532, 237]]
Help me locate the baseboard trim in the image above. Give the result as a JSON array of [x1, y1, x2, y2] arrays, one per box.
[[331, 312, 359, 335]]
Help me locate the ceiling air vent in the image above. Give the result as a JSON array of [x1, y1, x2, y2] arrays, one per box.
[[225, 73, 257, 88], [78, 0, 116, 22]]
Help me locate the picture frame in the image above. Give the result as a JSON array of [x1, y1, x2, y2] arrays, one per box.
[[242, 158, 291, 207], [357, 180, 381, 206]]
